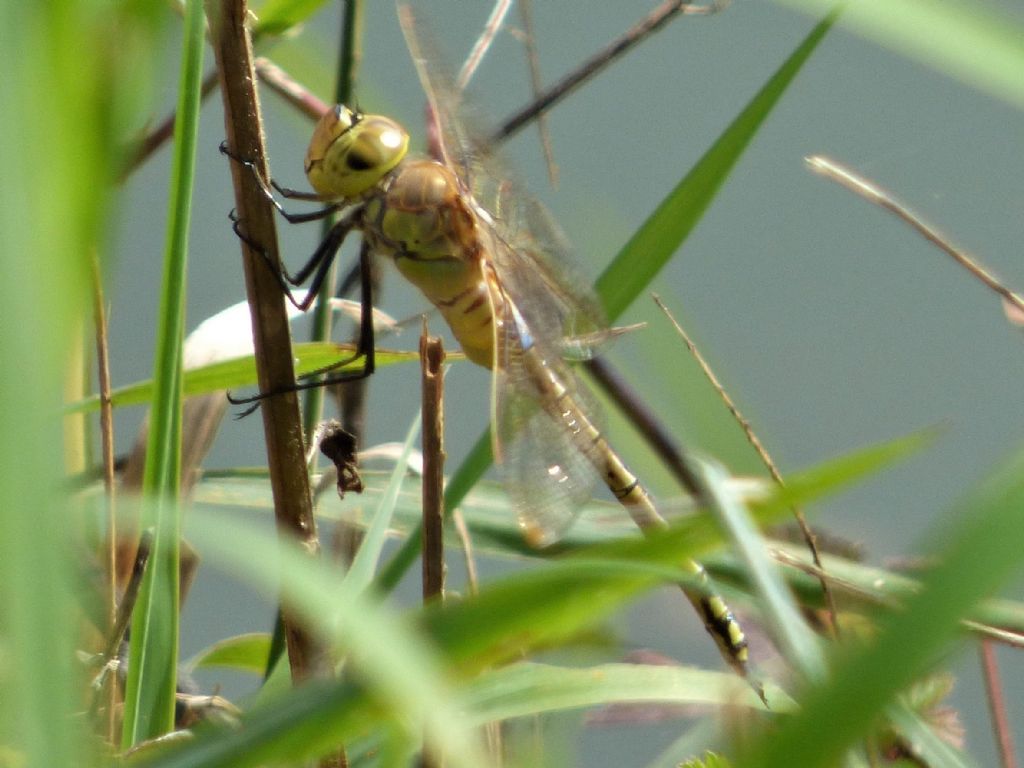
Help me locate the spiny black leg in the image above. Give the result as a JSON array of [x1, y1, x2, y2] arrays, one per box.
[[228, 209, 309, 308], [228, 359, 376, 418], [227, 353, 374, 418], [270, 179, 327, 202], [288, 213, 358, 299], [227, 240, 378, 417], [228, 206, 360, 312], [336, 254, 363, 298], [219, 140, 343, 224], [290, 239, 377, 379], [355, 238, 376, 377]]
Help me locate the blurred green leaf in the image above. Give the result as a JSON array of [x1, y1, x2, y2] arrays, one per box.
[[67, 344, 422, 413], [149, 510, 489, 768], [460, 662, 790, 724], [775, 0, 1024, 110], [253, 0, 331, 36], [741, 448, 1024, 768], [343, 413, 421, 592], [186, 633, 272, 675], [122, 0, 206, 746]]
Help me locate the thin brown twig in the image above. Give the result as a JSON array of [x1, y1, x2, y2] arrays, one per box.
[[121, 70, 221, 180], [980, 640, 1018, 768], [962, 622, 1024, 650], [492, 0, 723, 143], [205, 0, 323, 683], [420, 323, 446, 604], [584, 357, 702, 497], [653, 294, 841, 636], [90, 251, 118, 741], [255, 58, 329, 120], [773, 548, 1024, 648], [456, 0, 512, 91], [514, 0, 558, 186], [806, 155, 1024, 317]]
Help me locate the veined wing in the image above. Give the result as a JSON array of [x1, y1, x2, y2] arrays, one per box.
[[397, 3, 480, 182], [486, 261, 607, 546], [485, 185, 607, 360], [398, 2, 609, 361]]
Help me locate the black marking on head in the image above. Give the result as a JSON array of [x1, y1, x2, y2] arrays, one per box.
[[346, 150, 374, 172]]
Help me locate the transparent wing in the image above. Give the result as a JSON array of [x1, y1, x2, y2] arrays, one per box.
[[486, 188, 607, 359], [400, 3, 616, 543], [397, 3, 481, 182], [487, 264, 606, 547]]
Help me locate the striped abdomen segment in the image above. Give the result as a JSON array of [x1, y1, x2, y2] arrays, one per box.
[[521, 343, 750, 674]]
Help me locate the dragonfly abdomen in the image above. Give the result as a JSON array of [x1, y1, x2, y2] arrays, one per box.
[[525, 349, 750, 673]]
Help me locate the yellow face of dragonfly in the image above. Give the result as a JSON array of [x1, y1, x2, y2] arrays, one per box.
[[305, 105, 409, 200]]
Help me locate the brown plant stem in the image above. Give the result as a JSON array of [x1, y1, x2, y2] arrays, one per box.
[[420, 327, 446, 604], [205, 0, 322, 683]]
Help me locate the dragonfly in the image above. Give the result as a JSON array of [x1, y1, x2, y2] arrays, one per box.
[[234, 5, 749, 677]]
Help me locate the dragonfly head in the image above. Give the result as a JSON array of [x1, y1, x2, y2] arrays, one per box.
[[305, 105, 409, 201]]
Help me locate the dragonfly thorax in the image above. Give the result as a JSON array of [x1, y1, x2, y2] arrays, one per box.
[[305, 105, 409, 200], [361, 158, 497, 368], [364, 159, 477, 261]]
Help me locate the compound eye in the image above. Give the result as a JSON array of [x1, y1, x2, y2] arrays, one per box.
[[305, 108, 409, 199]]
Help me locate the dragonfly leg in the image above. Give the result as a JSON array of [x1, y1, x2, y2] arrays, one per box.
[[295, 238, 377, 379], [219, 140, 343, 223], [299, 239, 378, 382], [286, 213, 359, 304], [227, 209, 307, 309], [227, 239, 378, 417], [228, 207, 358, 312]]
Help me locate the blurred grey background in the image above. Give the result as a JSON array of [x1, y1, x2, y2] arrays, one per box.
[[109, 1, 1023, 764]]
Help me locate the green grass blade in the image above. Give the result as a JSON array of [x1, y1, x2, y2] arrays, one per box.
[[274, 428, 933, 600], [68, 344, 420, 413], [121, 0, 205, 746], [460, 662, 788, 724], [741, 448, 1024, 768], [137, 508, 763, 767], [344, 412, 421, 592], [886, 700, 975, 768], [302, 0, 365, 436], [185, 633, 272, 675], [253, 0, 332, 36], [0, 0, 119, 762], [595, 9, 839, 321], [420, 522, 779, 673], [133, 678, 374, 768], [700, 461, 825, 682], [149, 510, 491, 768]]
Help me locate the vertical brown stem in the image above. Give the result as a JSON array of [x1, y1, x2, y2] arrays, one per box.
[[980, 640, 1018, 768], [90, 251, 119, 742], [420, 326, 445, 768], [204, 0, 321, 682], [420, 328, 446, 604]]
